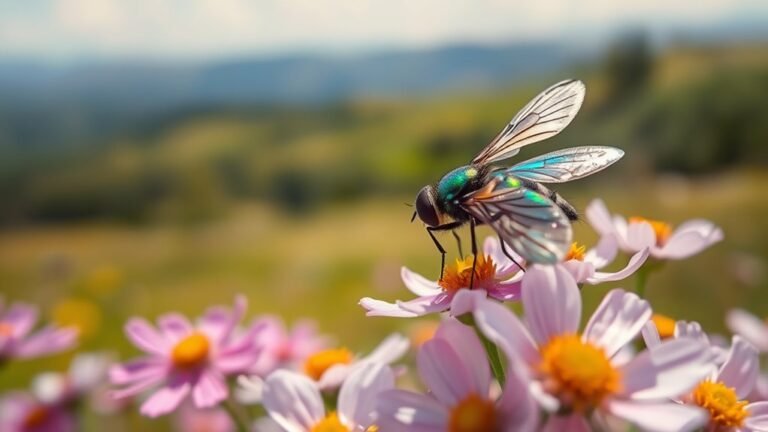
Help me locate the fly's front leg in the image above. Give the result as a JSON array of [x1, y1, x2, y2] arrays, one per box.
[[425, 221, 464, 281], [499, 238, 526, 272], [452, 231, 464, 258], [469, 217, 478, 289]]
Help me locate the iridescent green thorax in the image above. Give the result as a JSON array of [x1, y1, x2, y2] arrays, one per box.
[[437, 165, 479, 203]]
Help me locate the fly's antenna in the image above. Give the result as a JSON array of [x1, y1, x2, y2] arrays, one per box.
[[410, 211, 417, 223]]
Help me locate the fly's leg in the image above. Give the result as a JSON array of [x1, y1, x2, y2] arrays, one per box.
[[452, 231, 464, 258], [499, 238, 526, 272], [468, 218, 478, 288], [425, 221, 465, 281]]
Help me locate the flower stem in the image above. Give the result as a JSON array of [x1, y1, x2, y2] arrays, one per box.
[[634, 267, 649, 299], [459, 314, 506, 385], [223, 398, 250, 432]]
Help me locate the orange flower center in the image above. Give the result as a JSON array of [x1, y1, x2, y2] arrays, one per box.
[[23, 406, 49, 429], [651, 314, 676, 340], [539, 334, 621, 412], [565, 242, 586, 261], [171, 332, 210, 369], [438, 254, 497, 292], [311, 412, 349, 432], [0, 322, 13, 337], [629, 217, 673, 246], [448, 393, 497, 432], [304, 348, 353, 380], [692, 380, 748, 428]]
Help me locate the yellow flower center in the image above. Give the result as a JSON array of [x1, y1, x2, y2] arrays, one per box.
[[629, 217, 673, 246], [651, 314, 676, 340], [23, 406, 49, 429], [539, 334, 621, 412], [692, 380, 749, 428], [448, 393, 497, 432], [565, 242, 586, 261], [304, 348, 354, 380], [0, 322, 13, 337], [438, 254, 497, 293], [311, 412, 349, 432], [171, 332, 210, 369]]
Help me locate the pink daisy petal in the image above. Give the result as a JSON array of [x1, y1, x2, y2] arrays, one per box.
[[621, 338, 715, 400], [192, 370, 228, 408], [726, 309, 768, 352], [745, 401, 768, 430], [13, 325, 78, 358], [109, 357, 167, 385], [585, 199, 615, 237], [522, 264, 581, 345], [396, 294, 452, 315], [362, 333, 410, 366], [626, 221, 656, 251], [583, 289, 650, 358], [588, 247, 649, 284], [157, 313, 194, 343], [656, 228, 723, 260], [401, 267, 443, 296], [262, 370, 325, 432], [497, 365, 539, 432], [605, 399, 707, 432], [487, 279, 522, 301], [716, 336, 759, 399], [562, 260, 595, 284], [674, 321, 709, 344], [584, 234, 619, 270], [140, 380, 192, 418], [433, 320, 491, 397], [542, 413, 590, 432], [417, 337, 487, 406], [125, 318, 170, 355], [338, 363, 395, 429], [2, 302, 39, 338], [376, 389, 448, 432], [641, 321, 662, 350]]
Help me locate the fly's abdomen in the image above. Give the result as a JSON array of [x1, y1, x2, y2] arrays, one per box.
[[519, 178, 579, 221]]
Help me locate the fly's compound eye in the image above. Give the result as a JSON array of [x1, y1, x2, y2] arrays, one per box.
[[415, 186, 441, 227]]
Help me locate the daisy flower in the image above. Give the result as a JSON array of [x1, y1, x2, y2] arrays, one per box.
[[0, 392, 75, 432], [262, 362, 394, 431], [0, 297, 78, 361], [558, 235, 649, 285], [360, 237, 522, 318], [643, 318, 729, 365], [376, 319, 538, 431], [586, 198, 723, 260], [110, 295, 264, 417], [248, 316, 329, 376], [452, 265, 716, 431]]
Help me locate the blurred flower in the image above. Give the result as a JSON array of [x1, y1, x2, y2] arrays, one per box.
[[559, 237, 649, 285], [110, 295, 264, 417], [452, 265, 715, 431], [0, 297, 78, 361], [586, 198, 723, 260], [248, 316, 329, 376], [726, 309, 768, 352], [360, 237, 522, 318], [643, 318, 729, 365], [262, 363, 394, 431], [0, 392, 75, 432], [174, 404, 233, 432], [32, 353, 111, 405], [376, 319, 538, 431], [681, 337, 768, 431], [51, 298, 102, 340]]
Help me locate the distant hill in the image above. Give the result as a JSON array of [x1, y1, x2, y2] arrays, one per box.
[[0, 43, 570, 149]]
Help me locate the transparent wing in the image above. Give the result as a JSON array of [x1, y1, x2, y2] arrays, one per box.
[[472, 80, 585, 165], [461, 175, 572, 264], [507, 146, 624, 184]]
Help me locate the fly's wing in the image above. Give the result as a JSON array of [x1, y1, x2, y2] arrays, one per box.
[[462, 175, 572, 264], [472, 80, 585, 165], [507, 146, 624, 183]]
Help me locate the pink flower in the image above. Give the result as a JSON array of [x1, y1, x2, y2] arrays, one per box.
[[0, 392, 75, 432], [586, 198, 723, 260], [643, 319, 729, 365], [558, 236, 649, 285], [0, 297, 77, 361], [174, 404, 233, 432], [452, 265, 716, 431], [262, 363, 395, 431], [110, 295, 264, 417], [360, 237, 522, 318], [248, 316, 329, 376], [376, 319, 538, 431]]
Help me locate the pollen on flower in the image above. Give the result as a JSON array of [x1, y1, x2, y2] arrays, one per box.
[[539, 334, 621, 412], [692, 380, 749, 428], [22, 406, 49, 429], [304, 348, 353, 380], [438, 254, 496, 293], [651, 314, 676, 339], [629, 217, 673, 246], [0, 322, 13, 337], [448, 393, 496, 432], [565, 242, 587, 261], [311, 412, 349, 432], [171, 332, 210, 369]]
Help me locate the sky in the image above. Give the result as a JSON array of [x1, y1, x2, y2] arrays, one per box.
[[1, 0, 767, 62]]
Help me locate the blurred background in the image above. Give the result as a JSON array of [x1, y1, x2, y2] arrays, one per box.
[[1, 0, 768, 428]]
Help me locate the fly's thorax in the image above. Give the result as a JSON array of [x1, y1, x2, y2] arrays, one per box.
[[435, 165, 490, 214]]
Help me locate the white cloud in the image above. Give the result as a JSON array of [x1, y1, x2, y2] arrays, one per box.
[[0, 0, 766, 60]]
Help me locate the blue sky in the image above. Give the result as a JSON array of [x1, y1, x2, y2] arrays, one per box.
[[1, 0, 767, 61]]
